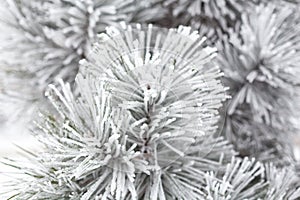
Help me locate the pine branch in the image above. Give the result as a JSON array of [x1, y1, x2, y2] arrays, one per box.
[[1, 24, 237, 200], [217, 2, 300, 165]]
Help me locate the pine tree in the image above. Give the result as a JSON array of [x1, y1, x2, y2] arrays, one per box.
[[1, 0, 300, 199], [2, 23, 300, 200]]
